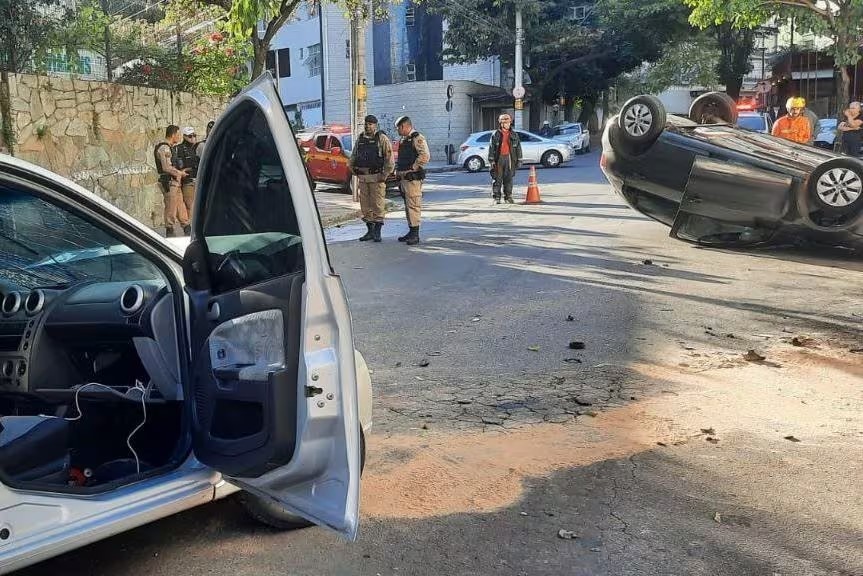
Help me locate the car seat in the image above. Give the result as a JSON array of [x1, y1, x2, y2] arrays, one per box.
[[0, 416, 70, 483]]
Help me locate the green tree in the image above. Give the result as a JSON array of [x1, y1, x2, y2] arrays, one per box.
[[438, 0, 693, 128], [0, 0, 65, 153], [685, 0, 863, 105], [713, 22, 755, 100], [622, 32, 721, 96]]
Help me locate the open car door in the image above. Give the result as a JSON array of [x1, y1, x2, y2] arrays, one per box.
[[183, 73, 361, 539]]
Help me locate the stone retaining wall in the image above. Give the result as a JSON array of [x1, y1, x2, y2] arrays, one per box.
[[2, 73, 226, 228]]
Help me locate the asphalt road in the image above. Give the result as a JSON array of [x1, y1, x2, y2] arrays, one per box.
[[18, 153, 863, 576]]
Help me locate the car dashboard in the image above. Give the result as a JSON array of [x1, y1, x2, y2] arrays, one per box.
[[0, 280, 182, 402]]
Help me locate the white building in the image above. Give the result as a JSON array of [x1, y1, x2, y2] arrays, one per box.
[[268, 1, 508, 160]]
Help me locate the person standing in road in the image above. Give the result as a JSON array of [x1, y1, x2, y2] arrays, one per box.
[[838, 101, 863, 157], [174, 127, 199, 217], [539, 120, 553, 137], [394, 116, 430, 246], [154, 125, 189, 237], [348, 115, 394, 242], [488, 113, 523, 204], [771, 97, 811, 144]]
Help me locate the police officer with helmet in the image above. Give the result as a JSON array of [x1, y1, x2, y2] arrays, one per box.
[[394, 116, 430, 245], [348, 115, 394, 242]]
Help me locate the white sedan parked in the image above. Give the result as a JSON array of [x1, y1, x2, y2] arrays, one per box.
[[0, 73, 371, 575], [457, 130, 572, 172]]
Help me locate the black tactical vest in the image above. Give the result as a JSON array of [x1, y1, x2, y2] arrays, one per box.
[[354, 132, 384, 170], [174, 141, 199, 179], [397, 132, 420, 171], [153, 142, 172, 183]]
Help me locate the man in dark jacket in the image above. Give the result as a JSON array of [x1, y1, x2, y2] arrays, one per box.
[[488, 113, 523, 204], [174, 127, 199, 217]]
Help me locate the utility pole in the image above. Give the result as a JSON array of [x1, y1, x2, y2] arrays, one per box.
[[513, 9, 524, 129], [349, 6, 367, 201]]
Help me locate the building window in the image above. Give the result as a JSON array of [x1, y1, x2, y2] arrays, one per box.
[[405, 6, 416, 26], [306, 43, 322, 77], [570, 5, 590, 20], [277, 48, 291, 78], [266, 51, 277, 77]]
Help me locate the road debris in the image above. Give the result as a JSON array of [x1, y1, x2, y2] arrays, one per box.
[[566, 315, 575, 322], [713, 512, 722, 524], [656, 442, 668, 447], [456, 399, 473, 405], [572, 398, 593, 407], [701, 428, 716, 435], [784, 435, 801, 442], [527, 345, 541, 352], [568, 341, 586, 350], [590, 547, 601, 552], [850, 348, 863, 353], [520, 512, 528, 516], [418, 359, 430, 367], [395, 362, 403, 368], [471, 316, 482, 323], [557, 529, 578, 540], [427, 351, 443, 357], [422, 424, 429, 430], [706, 437, 720, 444], [791, 336, 815, 347], [743, 350, 766, 362], [482, 417, 504, 425], [562, 358, 582, 364], [642, 259, 654, 265]]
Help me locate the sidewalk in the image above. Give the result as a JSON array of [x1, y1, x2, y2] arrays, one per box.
[[317, 161, 462, 227]]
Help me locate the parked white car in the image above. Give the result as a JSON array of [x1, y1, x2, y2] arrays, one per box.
[[457, 130, 572, 172], [551, 122, 591, 153], [0, 73, 371, 575]]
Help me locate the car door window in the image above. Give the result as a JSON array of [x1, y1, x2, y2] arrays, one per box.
[[315, 134, 330, 151], [475, 133, 492, 144], [198, 103, 304, 294], [518, 132, 537, 142]]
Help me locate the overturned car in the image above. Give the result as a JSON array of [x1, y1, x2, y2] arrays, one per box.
[[600, 92, 863, 250]]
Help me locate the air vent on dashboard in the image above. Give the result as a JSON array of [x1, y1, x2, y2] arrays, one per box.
[[2, 292, 21, 316], [120, 285, 145, 315], [24, 290, 45, 315]]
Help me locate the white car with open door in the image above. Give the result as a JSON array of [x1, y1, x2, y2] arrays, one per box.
[[0, 73, 372, 575]]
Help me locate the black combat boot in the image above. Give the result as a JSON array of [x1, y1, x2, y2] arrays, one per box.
[[504, 196, 515, 204], [398, 228, 412, 242], [405, 226, 420, 246], [372, 222, 383, 243], [182, 225, 191, 235], [358, 222, 374, 241], [165, 226, 177, 238]]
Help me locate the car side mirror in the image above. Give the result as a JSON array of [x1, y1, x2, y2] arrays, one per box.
[[331, 147, 342, 156]]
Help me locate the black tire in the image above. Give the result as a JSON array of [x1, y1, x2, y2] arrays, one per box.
[[239, 430, 366, 531], [464, 155, 484, 172], [617, 95, 666, 148], [806, 157, 863, 217], [689, 91, 738, 125], [541, 150, 563, 168]]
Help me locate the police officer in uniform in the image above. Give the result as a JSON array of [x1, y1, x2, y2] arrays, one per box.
[[154, 125, 190, 237], [394, 116, 430, 245], [348, 115, 394, 242], [174, 126, 199, 217]]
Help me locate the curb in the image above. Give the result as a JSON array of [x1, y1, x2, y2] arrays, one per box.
[[321, 200, 398, 229]]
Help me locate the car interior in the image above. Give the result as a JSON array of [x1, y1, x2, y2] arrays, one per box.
[[0, 104, 306, 493]]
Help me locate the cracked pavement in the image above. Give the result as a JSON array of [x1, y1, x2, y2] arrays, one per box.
[[18, 155, 863, 576]]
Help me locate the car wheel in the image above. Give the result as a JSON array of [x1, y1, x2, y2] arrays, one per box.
[[541, 150, 563, 168], [618, 95, 666, 148], [689, 91, 738, 125], [464, 156, 484, 172], [239, 430, 366, 530], [807, 158, 863, 216]]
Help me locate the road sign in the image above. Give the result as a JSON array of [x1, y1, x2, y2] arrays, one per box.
[[514, 98, 524, 110], [512, 86, 525, 99]]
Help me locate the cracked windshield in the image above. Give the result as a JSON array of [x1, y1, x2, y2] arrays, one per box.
[[0, 0, 861, 575]]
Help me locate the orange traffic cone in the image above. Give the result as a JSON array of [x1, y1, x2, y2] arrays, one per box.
[[524, 165, 542, 204]]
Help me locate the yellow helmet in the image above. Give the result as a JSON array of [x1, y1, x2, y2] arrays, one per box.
[[786, 96, 806, 110]]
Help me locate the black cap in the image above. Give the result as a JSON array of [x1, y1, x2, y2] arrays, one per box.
[[364, 115, 378, 124]]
